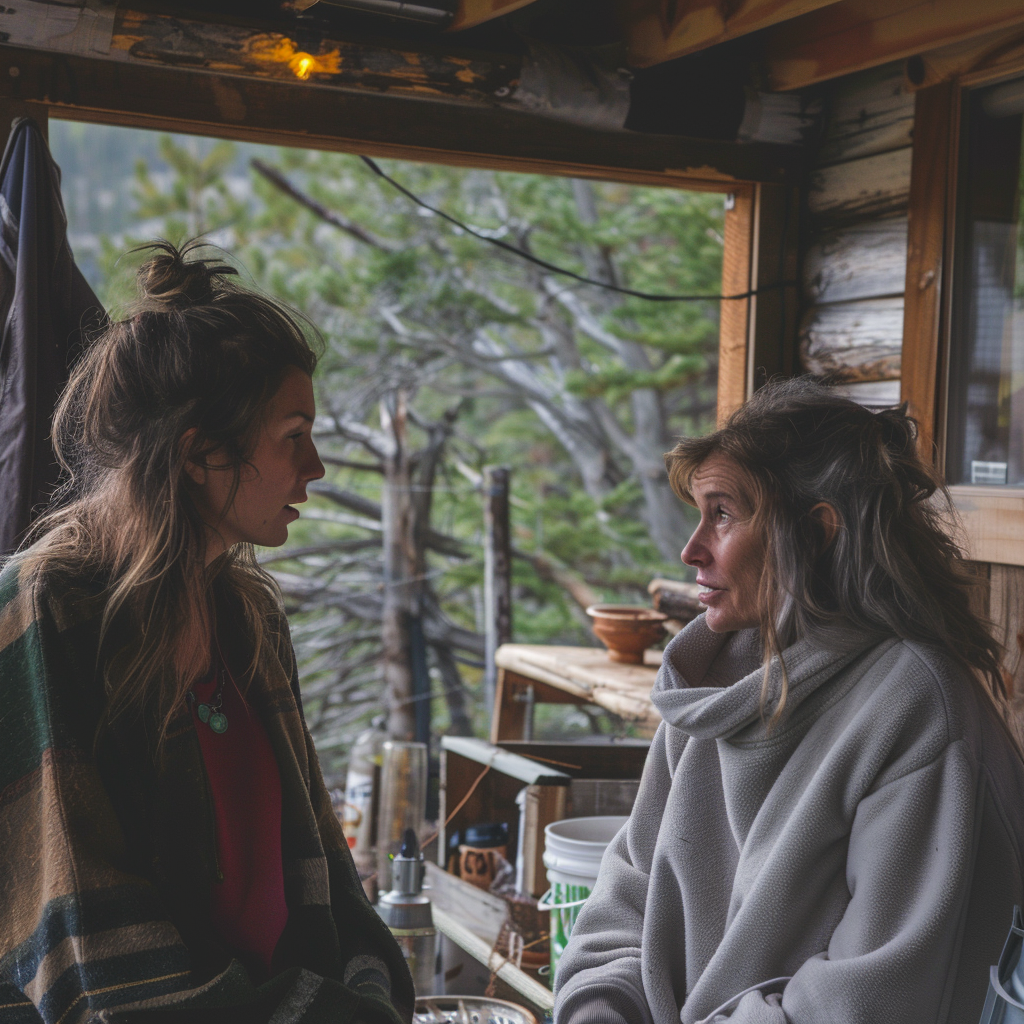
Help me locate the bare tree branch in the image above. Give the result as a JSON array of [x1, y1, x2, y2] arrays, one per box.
[[252, 158, 397, 252], [309, 482, 382, 521], [309, 480, 470, 560], [258, 538, 380, 564], [314, 415, 393, 460], [321, 455, 385, 474], [512, 547, 601, 611]]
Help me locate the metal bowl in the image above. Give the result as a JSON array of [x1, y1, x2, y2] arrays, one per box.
[[414, 996, 539, 1024]]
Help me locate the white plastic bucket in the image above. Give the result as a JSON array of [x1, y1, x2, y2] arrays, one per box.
[[541, 815, 628, 978]]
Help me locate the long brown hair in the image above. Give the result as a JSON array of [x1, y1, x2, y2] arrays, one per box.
[[23, 240, 320, 746], [665, 377, 1005, 724]]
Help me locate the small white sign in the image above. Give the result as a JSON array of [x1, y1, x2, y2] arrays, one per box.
[[971, 461, 1008, 485]]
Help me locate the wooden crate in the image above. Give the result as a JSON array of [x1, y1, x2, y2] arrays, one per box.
[[439, 736, 649, 898]]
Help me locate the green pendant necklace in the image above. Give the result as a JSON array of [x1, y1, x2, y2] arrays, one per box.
[[189, 663, 229, 734]]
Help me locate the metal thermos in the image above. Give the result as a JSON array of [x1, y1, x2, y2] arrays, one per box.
[[377, 828, 439, 996]]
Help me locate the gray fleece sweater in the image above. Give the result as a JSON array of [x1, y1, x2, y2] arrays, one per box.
[[553, 616, 1024, 1024]]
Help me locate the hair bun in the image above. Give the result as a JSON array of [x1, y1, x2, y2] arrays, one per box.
[[134, 239, 238, 311], [874, 404, 917, 459]]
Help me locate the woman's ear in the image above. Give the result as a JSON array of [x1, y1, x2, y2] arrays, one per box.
[[810, 502, 840, 548], [179, 428, 206, 487]]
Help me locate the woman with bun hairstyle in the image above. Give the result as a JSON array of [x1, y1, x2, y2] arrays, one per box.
[[554, 378, 1024, 1024], [0, 242, 414, 1024]]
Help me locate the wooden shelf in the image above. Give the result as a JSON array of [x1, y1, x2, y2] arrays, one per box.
[[427, 863, 554, 1016]]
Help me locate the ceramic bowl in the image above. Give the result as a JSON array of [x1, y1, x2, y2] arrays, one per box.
[[586, 604, 668, 664]]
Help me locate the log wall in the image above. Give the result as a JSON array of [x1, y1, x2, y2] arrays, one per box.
[[797, 64, 1024, 725], [799, 62, 914, 409]]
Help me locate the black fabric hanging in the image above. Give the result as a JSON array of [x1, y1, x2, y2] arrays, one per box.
[[0, 117, 105, 556]]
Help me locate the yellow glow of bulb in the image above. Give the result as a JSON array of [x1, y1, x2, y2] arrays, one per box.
[[292, 54, 314, 80]]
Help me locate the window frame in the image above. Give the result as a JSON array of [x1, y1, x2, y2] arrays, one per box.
[[903, 62, 1024, 565]]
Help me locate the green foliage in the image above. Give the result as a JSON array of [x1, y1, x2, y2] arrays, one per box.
[[56, 122, 721, 751]]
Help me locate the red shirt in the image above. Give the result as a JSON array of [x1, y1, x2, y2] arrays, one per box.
[[191, 665, 289, 977]]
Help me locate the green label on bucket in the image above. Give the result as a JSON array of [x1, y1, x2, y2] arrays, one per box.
[[550, 881, 592, 981]]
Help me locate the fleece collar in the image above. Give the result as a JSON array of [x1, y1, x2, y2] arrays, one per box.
[[651, 614, 883, 742]]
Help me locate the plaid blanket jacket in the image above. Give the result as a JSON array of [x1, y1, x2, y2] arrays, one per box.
[[0, 556, 415, 1024]]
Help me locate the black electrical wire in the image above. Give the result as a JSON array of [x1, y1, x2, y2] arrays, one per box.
[[360, 155, 796, 303]]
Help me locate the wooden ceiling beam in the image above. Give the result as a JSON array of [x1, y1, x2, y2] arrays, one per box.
[[763, 0, 1024, 91], [450, 0, 539, 32], [108, 7, 518, 105], [905, 23, 1024, 92], [0, 45, 801, 188], [620, 0, 843, 67]]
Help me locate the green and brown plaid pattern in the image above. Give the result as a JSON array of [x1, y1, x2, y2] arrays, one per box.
[[0, 557, 413, 1024]]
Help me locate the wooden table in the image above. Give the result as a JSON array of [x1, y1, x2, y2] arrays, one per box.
[[492, 644, 662, 742]]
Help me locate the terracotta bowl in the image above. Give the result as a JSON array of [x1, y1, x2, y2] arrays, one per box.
[[586, 604, 668, 664]]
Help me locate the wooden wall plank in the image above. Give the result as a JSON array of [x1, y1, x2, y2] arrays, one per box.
[[815, 61, 915, 166], [807, 147, 912, 224], [797, 63, 913, 403], [799, 295, 903, 380], [988, 564, 1024, 730], [803, 216, 907, 304], [831, 379, 901, 408], [901, 82, 955, 461], [0, 47, 801, 189], [765, 0, 1024, 92], [717, 187, 754, 425], [621, 0, 844, 67]]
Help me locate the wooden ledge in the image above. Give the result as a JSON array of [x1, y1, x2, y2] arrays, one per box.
[[493, 643, 662, 737], [951, 486, 1024, 567]]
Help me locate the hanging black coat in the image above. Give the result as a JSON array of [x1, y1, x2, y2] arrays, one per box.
[[0, 116, 103, 555]]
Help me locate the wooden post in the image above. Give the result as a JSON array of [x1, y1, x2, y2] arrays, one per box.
[[717, 187, 754, 425], [483, 466, 513, 721], [901, 80, 957, 463], [747, 182, 801, 391], [716, 181, 799, 425]]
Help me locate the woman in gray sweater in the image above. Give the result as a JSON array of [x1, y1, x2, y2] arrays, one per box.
[[554, 379, 1024, 1024]]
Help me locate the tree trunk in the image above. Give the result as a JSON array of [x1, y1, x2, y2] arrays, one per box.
[[380, 391, 417, 740], [637, 465, 693, 564], [430, 640, 473, 736]]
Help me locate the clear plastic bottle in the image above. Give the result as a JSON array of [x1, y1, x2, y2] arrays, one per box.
[[343, 715, 387, 875], [376, 740, 428, 893]]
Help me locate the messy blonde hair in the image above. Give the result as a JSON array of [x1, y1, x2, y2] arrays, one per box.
[[23, 240, 319, 747], [665, 378, 1005, 726]]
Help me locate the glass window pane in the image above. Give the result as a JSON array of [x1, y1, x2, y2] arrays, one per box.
[[947, 77, 1024, 486]]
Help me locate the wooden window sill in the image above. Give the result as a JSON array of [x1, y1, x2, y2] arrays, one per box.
[[950, 485, 1024, 566]]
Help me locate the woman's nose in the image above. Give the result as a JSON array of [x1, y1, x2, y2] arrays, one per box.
[[681, 531, 706, 567], [305, 442, 326, 482]]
